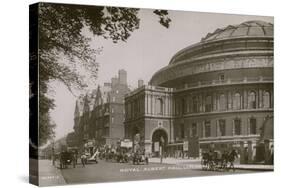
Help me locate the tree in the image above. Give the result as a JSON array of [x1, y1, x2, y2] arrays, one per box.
[[153, 10, 172, 28], [37, 3, 171, 146]]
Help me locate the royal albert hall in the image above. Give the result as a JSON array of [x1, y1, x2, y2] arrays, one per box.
[[124, 20, 273, 164]]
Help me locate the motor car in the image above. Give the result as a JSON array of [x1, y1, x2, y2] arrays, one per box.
[[58, 151, 76, 169]]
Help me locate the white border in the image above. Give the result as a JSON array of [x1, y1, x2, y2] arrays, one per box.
[[0, 0, 279, 188]]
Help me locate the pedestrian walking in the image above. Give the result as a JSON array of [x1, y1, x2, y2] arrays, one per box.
[[81, 153, 87, 167]]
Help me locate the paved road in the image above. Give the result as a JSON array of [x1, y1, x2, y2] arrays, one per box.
[[60, 160, 259, 184], [38, 160, 66, 186]]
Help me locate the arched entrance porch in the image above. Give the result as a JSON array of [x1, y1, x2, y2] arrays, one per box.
[[151, 129, 168, 157]]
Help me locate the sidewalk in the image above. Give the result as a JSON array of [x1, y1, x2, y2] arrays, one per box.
[[149, 157, 201, 164], [234, 164, 273, 171], [149, 157, 273, 171], [39, 159, 66, 186]]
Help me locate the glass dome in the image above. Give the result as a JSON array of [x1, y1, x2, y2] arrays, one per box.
[[201, 20, 273, 42]]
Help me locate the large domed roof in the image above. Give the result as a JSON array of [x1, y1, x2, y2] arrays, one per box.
[[201, 20, 273, 42], [150, 20, 273, 86]]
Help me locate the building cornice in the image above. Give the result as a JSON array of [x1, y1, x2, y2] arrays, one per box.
[[124, 108, 273, 123], [150, 53, 273, 86]]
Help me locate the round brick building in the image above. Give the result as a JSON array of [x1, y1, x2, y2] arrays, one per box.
[[125, 20, 273, 164]]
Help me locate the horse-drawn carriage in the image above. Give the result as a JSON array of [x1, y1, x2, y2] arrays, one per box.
[[87, 150, 99, 164], [99, 143, 131, 163], [132, 151, 148, 165], [201, 149, 238, 171], [99, 146, 148, 165], [102, 148, 131, 163]]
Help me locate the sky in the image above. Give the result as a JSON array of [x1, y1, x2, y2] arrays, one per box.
[[49, 7, 273, 140]]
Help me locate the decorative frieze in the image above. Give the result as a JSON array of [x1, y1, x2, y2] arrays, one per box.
[[152, 56, 273, 86]]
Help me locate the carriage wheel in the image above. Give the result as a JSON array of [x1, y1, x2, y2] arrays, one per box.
[[201, 160, 206, 170], [209, 162, 215, 171]]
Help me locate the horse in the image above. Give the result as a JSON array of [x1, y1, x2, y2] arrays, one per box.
[[201, 152, 210, 170], [227, 150, 238, 171]]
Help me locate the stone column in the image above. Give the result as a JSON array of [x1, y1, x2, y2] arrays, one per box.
[[213, 92, 217, 111], [215, 120, 219, 137], [240, 141, 245, 164], [202, 93, 205, 112], [243, 90, 248, 109], [172, 96, 175, 115], [228, 91, 232, 110], [144, 93, 147, 115], [264, 139, 270, 164], [170, 119, 174, 143], [247, 141, 253, 164], [252, 140, 257, 162], [259, 88, 263, 108], [151, 94, 155, 115], [168, 95, 171, 115], [148, 94, 151, 114], [165, 95, 169, 116]]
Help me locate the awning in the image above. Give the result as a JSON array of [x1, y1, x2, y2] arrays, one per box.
[[167, 143, 183, 146]]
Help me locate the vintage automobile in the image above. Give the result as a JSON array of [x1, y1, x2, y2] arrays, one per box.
[[58, 151, 76, 169]]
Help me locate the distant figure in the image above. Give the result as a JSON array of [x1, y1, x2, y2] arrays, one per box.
[[72, 152, 77, 167], [228, 149, 238, 171], [208, 149, 214, 160], [52, 154, 55, 166], [81, 153, 87, 167]]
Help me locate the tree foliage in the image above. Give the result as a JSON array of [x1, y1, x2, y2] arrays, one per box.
[[153, 10, 172, 28], [37, 3, 171, 146]]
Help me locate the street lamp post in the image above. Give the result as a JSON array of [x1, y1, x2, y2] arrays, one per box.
[[160, 145, 162, 163], [160, 136, 164, 164]]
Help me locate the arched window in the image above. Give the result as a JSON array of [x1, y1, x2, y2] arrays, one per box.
[[250, 118, 257, 135], [218, 119, 226, 136], [233, 93, 241, 110], [234, 118, 241, 135], [192, 96, 198, 113], [205, 95, 212, 112], [204, 121, 211, 137], [219, 94, 226, 111], [263, 91, 270, 108], [248, 91, 256, 109], [155, 98, 163, 115], [191, 123, 197, 137]]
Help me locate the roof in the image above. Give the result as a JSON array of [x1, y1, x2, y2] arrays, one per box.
[[201, 20, 273, 42], [150, 20, 273, 86], [94, 85, 111, 107]]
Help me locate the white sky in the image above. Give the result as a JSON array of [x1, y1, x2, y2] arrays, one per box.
[[49, 8, 273, 140]]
